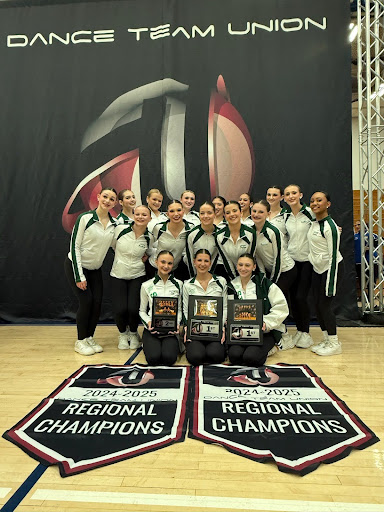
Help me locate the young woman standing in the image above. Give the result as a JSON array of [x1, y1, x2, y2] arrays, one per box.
[[239, 193, 254, 227], [149, 200, 192, 280], [283, 184, 315, 348], [110, 205, 154, 350], [227, 254, 289, 366], [183, 249, 227, 365], [251, 199, 297, 350], [116, 189, 136, 225], [215, 201, 256, 282], [139, 251, 182, 365], [266, 185, 288, 238], [185, 201, 219, 277], [308, 191, 343, 356], [64, 187, 117, 355], [180, 190, 200, 226], [146, 188, 168, 233]]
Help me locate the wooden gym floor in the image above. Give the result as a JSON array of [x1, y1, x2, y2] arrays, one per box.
[[0, 325, 383, 512]]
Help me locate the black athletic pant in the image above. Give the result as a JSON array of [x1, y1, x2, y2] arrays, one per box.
[[173, 260, 190, 281], [228, 332, 276, 367], [311, 263, 344, 336], [186, 340, 226, 366], [275, 266, 297, 308], [142, 329, 179, 365], [110, 275, 145, 333], [290, 261, 313, 332], [64, 257, 103, 340]]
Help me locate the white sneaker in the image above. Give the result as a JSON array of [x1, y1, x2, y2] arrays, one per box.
[[118, 331, 130, 350], [315, 338, 342, 356], [279, 332, 295, 351], [292, 331, 302, 346], [129, 331, 141, 349], [87, 336, 103, 353], [267, 345, 278, 357], [296, 332, 314, 349], [311, 340, 327, 353], [75, 339, 95, 356], [311, 331, 328, 353]]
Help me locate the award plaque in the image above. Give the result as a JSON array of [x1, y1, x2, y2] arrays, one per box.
[[227, 299, 263, 345], [152, 297, 178, 334], [187, 296, 223, 342]]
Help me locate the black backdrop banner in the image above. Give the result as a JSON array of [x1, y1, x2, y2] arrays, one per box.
[[0, 0, 356, 322]]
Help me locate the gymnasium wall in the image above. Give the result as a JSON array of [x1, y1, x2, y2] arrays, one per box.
[[0, 0, 358, 323]]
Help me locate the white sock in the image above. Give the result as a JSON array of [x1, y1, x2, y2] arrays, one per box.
[[328, 335, 339, 345], [322, 330, 329, 341]]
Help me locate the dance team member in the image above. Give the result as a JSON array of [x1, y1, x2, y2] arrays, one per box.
[[185, 201, 219, 277], [308, 191, 343, 356], [139, 251, 182, 365], [183, 249, 227, 365], [251, 199, 297, 349], [116, 189, 136, 225], [149, 200, 192, 279], [239, 193, 254, 227], [266, 185, 288, 240], [146, 188, 168, 232], [215, 201, 256, 281], [110, 205, 154, 350], [180, 190, 200, 226], [212, 195, 227, 228], [227, 254, 289, 365], [64, 187, 117, 355], [283, 184, 315, 348]]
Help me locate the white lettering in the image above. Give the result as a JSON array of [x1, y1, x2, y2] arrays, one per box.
[[34, 419, 53, 432], [172, 27, 190, 39], [150, 24, 170, 40], [7, 35, 28, 47], [280, 18, 303, 32], [127, 27, 149, 41], [29, 33, 48, 46], [228, 22, 250, 35], [71, 31, 92, 44], [49, 32, 70, 45], [192, 25, 214, 38], [305, 17, 327, 30], [93, 29, 115, 43], [252, 20, 273, 33]]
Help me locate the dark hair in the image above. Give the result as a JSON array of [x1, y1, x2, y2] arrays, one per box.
[[237, 253, 255, 263], [194, 248, 212, 259], [311, 190, 331, 201], [212, 195, 227, 206], [167, 199, 183, 210], [252, 199, 270, 212], [156, 250, 174, 259], [224, 200, 241, 211], [267, 185, 284, 196], [100, 187, 117, 197], [284, 184, 302, 194], [199, 201, 215, 212], [118, 189, 134, 201], [239, 192, 253, 202]]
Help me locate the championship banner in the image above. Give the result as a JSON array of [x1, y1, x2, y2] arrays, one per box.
[[189, 364, 379, 475], [3, 364, 190, 477]]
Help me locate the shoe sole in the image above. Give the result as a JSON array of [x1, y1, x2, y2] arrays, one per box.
[[118, 344, 130, 350], [75, 349, 95, 355], [316, 348, 342, 356]]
